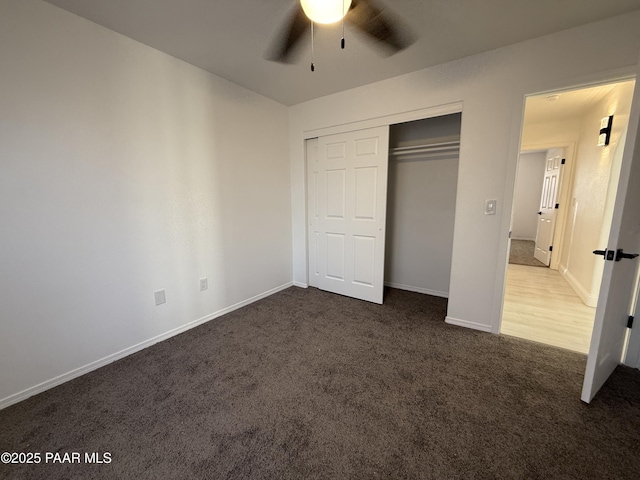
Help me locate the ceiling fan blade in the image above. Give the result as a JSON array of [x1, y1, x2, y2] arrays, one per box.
[[267, 4, 310, 63], [346, 0, 415, 54]]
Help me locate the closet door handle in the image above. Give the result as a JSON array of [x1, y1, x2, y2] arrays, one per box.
[[537, 211, 542, 215]]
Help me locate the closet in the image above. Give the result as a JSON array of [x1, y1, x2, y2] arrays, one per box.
[[385, 113, 461, 298]]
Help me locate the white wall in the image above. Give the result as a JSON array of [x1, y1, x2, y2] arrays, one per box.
[[385, 115, 460, 296], [290, 11, 640, 333], [511, 152, 546, 240], [0, 0, 291, 407], [558, 81, 636, 305], [390, 114, 462, 147]]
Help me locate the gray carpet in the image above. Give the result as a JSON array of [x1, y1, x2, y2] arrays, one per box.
[[509, 240, 546, 267], [1, 287, 639, 480]]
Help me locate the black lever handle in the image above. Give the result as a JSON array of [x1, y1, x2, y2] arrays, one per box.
[[616, 249, 639, 262], [593, 249, 639, 261], [593, 249, 616, 261], [537, 211, 542, 215]]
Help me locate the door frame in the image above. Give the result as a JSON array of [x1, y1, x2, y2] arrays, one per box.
[[625, 282, 640, 367], [520, 143, 576, 272], [494, 70, 638, 340], [302, 102, 463, 287]]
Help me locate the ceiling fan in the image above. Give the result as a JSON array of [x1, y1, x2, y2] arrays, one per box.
[[268, 0, 415, 69]]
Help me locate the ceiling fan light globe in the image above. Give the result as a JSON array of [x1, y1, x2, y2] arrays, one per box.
[[300, 0, 352, 24]]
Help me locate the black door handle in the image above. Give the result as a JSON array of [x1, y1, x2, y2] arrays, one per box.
[[593, 249, 616, 261], [593, 249, 638, 261], [537, 211, 542, 215], [615, 249, 639, 262]]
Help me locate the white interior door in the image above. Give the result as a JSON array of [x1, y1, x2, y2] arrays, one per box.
[[534, 148, 564, 265], [582, 74, 640, 403], [307, 126, 389, 304]]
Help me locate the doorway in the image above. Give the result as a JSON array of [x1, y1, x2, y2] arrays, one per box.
[[501, 79, 636, 353], [385, 113, 461, 299]]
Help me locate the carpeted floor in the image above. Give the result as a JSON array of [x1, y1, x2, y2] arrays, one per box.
[[509, 239, 547, 267], [1, 287, 639, 479]]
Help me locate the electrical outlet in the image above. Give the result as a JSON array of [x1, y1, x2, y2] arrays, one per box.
[[199, 277, 208, 291], [154, 289, 166, 306]]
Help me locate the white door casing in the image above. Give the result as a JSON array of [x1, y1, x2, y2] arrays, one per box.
[[623, 275, 640, 368], [534, 148, 564, 266], [582, 73, 640, 403], [307, 126, 390, 304]]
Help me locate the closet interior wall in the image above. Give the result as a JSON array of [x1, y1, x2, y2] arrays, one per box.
[[385, 113, 461, 298]]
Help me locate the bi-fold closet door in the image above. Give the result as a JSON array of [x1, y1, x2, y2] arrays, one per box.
[[307, 126, 390, 304]]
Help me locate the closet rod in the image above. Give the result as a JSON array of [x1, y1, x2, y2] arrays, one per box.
[[389, 140, 460, 159]]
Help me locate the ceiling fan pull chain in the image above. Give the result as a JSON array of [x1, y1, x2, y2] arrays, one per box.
[[341, 0, 346, 49], [311, 20, 315, 72]]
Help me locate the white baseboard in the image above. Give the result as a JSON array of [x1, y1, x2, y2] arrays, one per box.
[[384, 282, 449, 298], [0, 282, 294, 411], [293, 281, 308, 288], [559, 267, 598, 307], [511, 237, 535, 242], [445, 316, 493, 332]]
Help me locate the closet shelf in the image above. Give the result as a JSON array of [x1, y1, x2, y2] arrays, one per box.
[[389, 141, 460, 161]]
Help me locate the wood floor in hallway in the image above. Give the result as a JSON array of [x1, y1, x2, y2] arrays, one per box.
[[501, 264, 596, 354]]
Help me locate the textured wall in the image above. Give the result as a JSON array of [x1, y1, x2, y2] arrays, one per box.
[[0, 0, 291, 405], [512, 152, 546, 241], [559, 81, 635, 304]]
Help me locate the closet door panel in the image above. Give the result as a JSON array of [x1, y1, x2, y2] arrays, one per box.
[[308, 127, 389, 304]]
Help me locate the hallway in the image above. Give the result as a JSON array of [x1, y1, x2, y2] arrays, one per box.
[[501, 264, 596, 353]]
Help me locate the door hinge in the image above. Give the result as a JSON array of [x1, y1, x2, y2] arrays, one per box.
[[549, 246, 553, 252], [555, 203, 559, 209], [561, 158, 566, 165], [628, 316, 634, 329]]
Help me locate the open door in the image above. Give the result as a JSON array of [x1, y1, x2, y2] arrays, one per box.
[[534, 148, 564, 266], [582, 71, 640, 403], [307, 126, 389, 304]]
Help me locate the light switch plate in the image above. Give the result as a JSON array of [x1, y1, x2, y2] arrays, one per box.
[[484, 199, 497, 215]]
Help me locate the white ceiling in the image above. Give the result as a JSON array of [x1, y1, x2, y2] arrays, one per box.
[[524, 83, 621, 126], [43, 0, 640, 106]]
